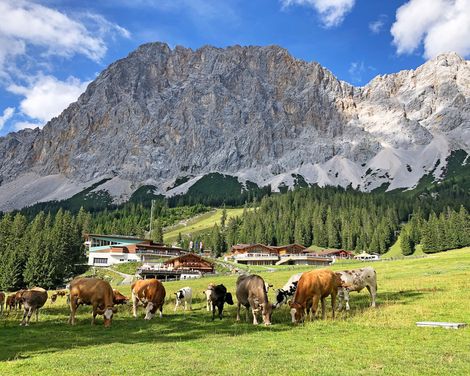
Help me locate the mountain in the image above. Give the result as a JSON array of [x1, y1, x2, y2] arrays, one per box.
[[0, 43, 469, 211]]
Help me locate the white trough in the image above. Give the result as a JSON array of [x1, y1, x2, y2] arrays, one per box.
[[416, 321, 467, 329]]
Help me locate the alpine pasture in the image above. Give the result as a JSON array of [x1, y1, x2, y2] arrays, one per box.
[[1, 248, 470, 375]]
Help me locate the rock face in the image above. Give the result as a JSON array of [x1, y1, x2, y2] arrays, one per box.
[[0, 43, 469, 210]]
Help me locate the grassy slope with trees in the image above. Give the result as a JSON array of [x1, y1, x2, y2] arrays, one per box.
[[1, 248, 470, 375]]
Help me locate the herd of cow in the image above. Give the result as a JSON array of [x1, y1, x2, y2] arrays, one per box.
[[0, 266, 377, 327]]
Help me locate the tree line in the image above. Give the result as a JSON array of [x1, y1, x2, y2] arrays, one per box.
[[0, 208, 88, 291]]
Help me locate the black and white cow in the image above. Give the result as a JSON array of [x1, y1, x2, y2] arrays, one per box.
[[210, 284, 234, 320], [336, 267, 377, 310], [274, 273, 303, 308], [174, 287, 192, 311]]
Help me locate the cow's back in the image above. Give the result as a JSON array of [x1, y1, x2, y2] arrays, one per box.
[[295, 269, 339, 302], [70, 278, 114, 306], [337, 267, 376, 291], [236, 275, 267, 305], [132, 279, 165, 304], [22, 287, 48, 309]]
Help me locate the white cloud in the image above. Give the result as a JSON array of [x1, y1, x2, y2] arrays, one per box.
[[8, 75, 89, 123], [13, 121, 43, 131], [391, 0, 470, 59], [369, 14, 387, 34], [281, 0, 355, 28], [0, 0, 130, 74], [0, 107, 15, 130]]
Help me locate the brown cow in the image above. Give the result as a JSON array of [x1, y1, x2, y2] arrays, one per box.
[[68, 278, 117, 327], [131, 279, 166, 320], [50, 293, 58, 304], [56, 289, 68, 297], [0, 292, 4, 315], [15, 290, 25, 310], [289, 269, 342, 324], [113, 289, 129, 305], [6, 294, 16, 312], [236, 274, 273, 326], [19, 287, 48, 326]]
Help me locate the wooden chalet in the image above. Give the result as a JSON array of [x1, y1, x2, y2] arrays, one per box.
[[227, 243, 333, 266], [313, 249, 355, 259], [163, 253, 215, 273]]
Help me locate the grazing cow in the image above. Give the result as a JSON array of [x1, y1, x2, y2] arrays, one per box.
[[336, 267, 377, 310], [68, 278, 117, 327], [56, 289, 68, 297], [174, 287, 192, 311], [274, 272, 303, 308], [19, 287, 48, 326], [15, 290, 25, 310], [204, 283, 215, 312], [289, 269, 342, 324], [131, 279, 166, 320], [6, 294, 16, 312], [113, 289, 129, 305], [0, 292, 4, 315], [210, 284, 233, 320], [236, 274, 273, 326], [50, 293, 58, 304]]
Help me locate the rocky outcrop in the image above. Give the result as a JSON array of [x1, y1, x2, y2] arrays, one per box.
[[0, 43, 469, 211]]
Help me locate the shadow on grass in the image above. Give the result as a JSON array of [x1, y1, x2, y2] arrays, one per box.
[[0, 304, 292, 362], [0, 288, 435, 362]]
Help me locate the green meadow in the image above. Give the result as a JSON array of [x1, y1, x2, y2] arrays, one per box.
[[1, 248, 470, 375]]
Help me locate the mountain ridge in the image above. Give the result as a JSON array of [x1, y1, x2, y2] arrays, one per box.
[[0, 43, 469, 211]]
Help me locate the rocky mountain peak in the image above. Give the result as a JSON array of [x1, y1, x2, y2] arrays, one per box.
[[0, 43, 468, 211]]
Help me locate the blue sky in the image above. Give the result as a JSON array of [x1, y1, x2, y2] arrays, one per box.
[[1, 0, 469, 136]]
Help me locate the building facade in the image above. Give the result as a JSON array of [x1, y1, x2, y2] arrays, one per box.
[[85, 234, 186, 267], [227, 243, 334, 266]]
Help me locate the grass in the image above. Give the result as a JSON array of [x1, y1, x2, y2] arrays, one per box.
[[111, 262, 142, 276], [383, 236, 403, 258], [163, 208, 246, 243], [1, 247, 470, 375]]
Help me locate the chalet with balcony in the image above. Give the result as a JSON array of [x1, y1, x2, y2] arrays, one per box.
[[313, 249, 355, 259], [227, 243, 334, 266], [85, 233, 186, 267]]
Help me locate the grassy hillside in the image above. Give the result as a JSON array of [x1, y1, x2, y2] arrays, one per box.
[[1, 248, 470, 375], [163, 208, 245, 244]]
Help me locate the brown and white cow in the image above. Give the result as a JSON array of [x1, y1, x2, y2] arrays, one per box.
[[236, 274, 273, 326], [113, 289, 129, 305], [289, 269, 342, 324], [336, 267, 377, 310], [0, 292, 5, 315], [15, 290, 25, 310], [131, 279, 166, 320], [19, 287, 48, 326], [68, 278, 117, 327]]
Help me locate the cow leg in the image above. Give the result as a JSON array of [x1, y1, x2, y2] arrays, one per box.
[[367, 285, 377, 308], [311, 295, 320, 321], [344, 289, 351, 311], [321, 297, 326, 320], [132, 292, 138, 318], [218, 304, 223, 320], [174, 300, 179, 312], [252, 307, 258, 325], [236, 302, 241, 322], [212, 303, 216, 321], [189, 298, 192, 311], [69, 296, 78, 325], [159, 304, 163, 318], [26, 307, 34, 326], [91, 304, 98, 325], [331, 291, 337, 319], [36, 308, 39, 322], [337, 288, 344, 311], [20, 307, 28, 326]]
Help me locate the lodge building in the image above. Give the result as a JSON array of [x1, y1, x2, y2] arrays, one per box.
[[227, 243, 335, 266]]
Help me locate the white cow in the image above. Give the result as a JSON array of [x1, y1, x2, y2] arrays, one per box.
[[336, 267, 377, 310], [204, 284, 215, 312], [174, 287, 192, 311]]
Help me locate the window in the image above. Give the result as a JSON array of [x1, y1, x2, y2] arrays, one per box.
[[93, 258, 108, 265]]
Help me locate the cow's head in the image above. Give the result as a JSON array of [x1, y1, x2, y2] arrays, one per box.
[[144, 302, 157, 320], [288, 301, 305, 324], [224, 292, 234, 305], [260, 303, 273, 326], [102, 306, 117, 327], [176, 290, 184, 301]]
